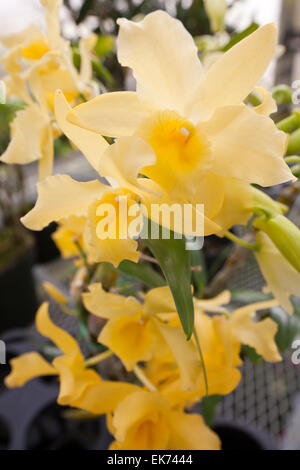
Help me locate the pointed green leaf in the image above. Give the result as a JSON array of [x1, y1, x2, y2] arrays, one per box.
[[118, 260, 166, 288], [142, 220, 194, 339], [202, 395, 221, 427]]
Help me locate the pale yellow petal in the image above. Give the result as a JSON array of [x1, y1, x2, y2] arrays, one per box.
[[254, 86, 277, 116], [117, 10, 204, 115], [213, 178, 254, 233], [99, 314, 156, 370], [55, 90, 109, 171], [35, 302, 81, 356], [202, 105, 291, 186], [168, 412, 221, 450], [97, 136, 156, 197], [256, 232, 300, 314], [0, 24, 43, 49], [199, 368, 241, 398], [112, 391, 169, 443], [144, 286, 176, 315], [38, 123, 54, 180], [230, 300, 282, 362], [43, 281, 68, 304], [84, 194, 140, 268], [195, 290, 231, 313], [41, 0, 62, 49], [153, 318, 201, 391], [67, 91, 151, 137], [5, 352, 56, 388], [79, 34, 97, 82], [139, 180, 222, 237], [0, 103, 49, 165], [83, 282, 141, 319], [53, 353, 100, 405], [70, 381, 139, 415], [190, 172, 225, 220], [21, 174, 105, 230], [189, 23, 278, 121]]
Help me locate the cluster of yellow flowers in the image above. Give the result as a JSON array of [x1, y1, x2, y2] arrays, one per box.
[[19, 10, 300, 313], [5, 285, 281, 450], [2, 5, 300, 450], [0, 0, 97, 179]]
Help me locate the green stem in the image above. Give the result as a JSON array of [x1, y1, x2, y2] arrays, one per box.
[[73, 238, 88, 266], [291, 164, 300, 178], [85, 350, 113, 367], [224, 231, 258, 251], [193, 326, 208, 396], [277, 110, 300, 133], [133, 365, 157, 391]]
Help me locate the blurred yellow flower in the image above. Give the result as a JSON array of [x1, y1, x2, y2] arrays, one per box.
[[0, 0, 97, 179], [146, 292, 281, 407], [5, 302, 137, 413], [43, 281, 68, 305], [109, 390, 220, 450], [83, 283, 201, 390]]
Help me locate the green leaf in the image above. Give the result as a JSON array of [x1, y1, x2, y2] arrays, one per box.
[[222, 23, 259, 52], [241, 345, 262, 364], [191, 249, 207, 297], [142, 221, 194, 339], [270, 303, 300, 353], [202, 395, 221, 427], [94, 35, 115, 59], [92, 60, 114, 86], [118, 260, 166, 288]]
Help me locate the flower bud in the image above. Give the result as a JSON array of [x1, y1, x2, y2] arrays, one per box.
[[254, 213, 300, 273], [204, 0, 227, 33], [252, 187, 288, 215]]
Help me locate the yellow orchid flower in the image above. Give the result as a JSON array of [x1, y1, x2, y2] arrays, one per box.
[[0, 1, 97, 178], [5, 302, 100, 404], [21, 91, 156, 267], [5, 302, 137, 413], [67, 11, 292, 236], [148, 292, 281, 406], [255, 231, 300, 314], [83, 283, 201, 391], [0, 100, 52, 178], [43, 281, 68, 305], [109, 390, 220, 450], [146, 291, 240, 404]]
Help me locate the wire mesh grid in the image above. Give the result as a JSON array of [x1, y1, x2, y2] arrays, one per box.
[[216, 354, 300, 444]]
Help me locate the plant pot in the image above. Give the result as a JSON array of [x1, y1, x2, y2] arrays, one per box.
[[213, 419, 277, 450], [0, 240, 37, 333], [30, 222, 60, 264]]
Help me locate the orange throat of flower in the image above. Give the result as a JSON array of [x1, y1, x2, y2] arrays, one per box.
[[138, 110, 212, 193]]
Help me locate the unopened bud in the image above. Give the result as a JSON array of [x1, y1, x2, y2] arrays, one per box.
[[254, 213, 300, 273]]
